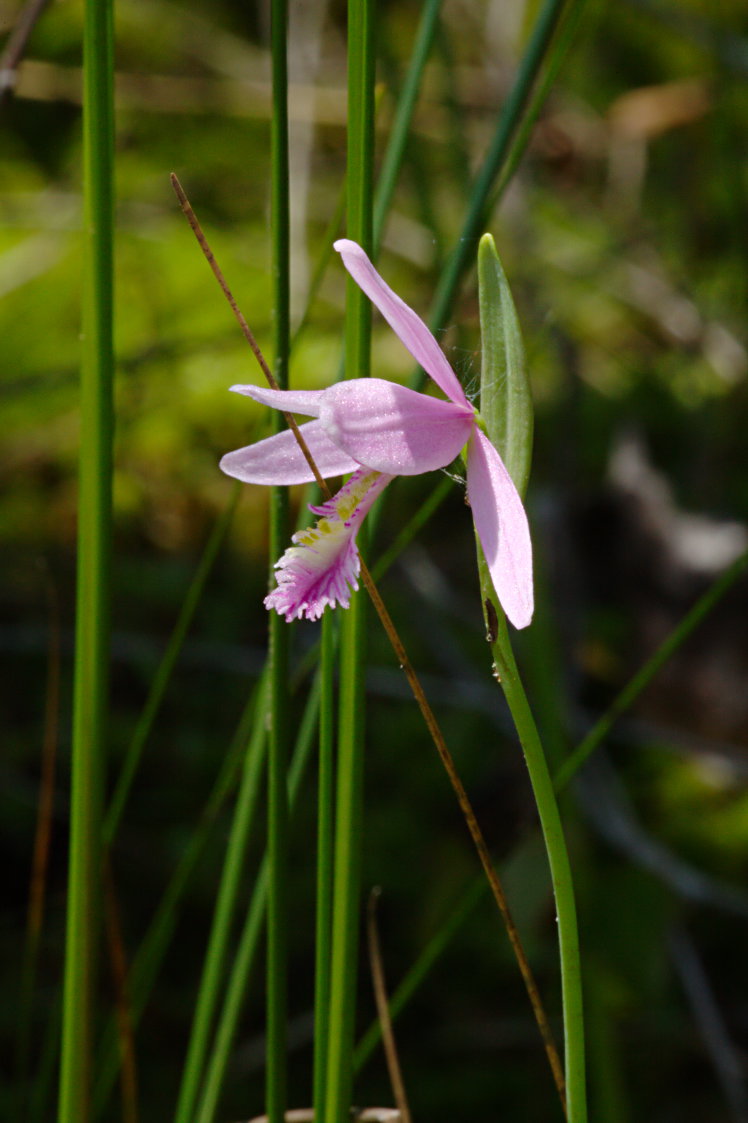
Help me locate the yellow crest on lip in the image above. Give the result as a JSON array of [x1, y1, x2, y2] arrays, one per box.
[[265, 468, 391, 622]]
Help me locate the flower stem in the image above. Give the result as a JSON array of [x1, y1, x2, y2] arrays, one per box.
[[485, 599, 587, 1123], [313, 615, 336, 1118], [58, 1, 114, 1120], [323, 2, 375, 1119]]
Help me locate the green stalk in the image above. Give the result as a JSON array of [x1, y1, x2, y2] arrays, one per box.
[[173, 679, 269, 1123], [322, 3, 375, 1120], [476, 231, 585, 1118], [37, 688, 261, 1123], [554, 547, 748, 790], [355, 546, 748, 1082], [372, 0, 442, 254], [193, 682, 321, 1123], [351, 557, 748, 1092], [428, 0, 567, 336], [323, 597, 367, 1123], [487, 613, 587, 1123], [57, 1, 114, 1121], [313, 615, 336, 1118], [489, 0, 591, 210], [267, 0, 291, 1118]]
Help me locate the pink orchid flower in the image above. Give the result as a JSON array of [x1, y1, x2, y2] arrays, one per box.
[[220, 239, 533, 629]]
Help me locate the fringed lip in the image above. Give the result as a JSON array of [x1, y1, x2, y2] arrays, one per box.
[[264, 468, 393, 622]]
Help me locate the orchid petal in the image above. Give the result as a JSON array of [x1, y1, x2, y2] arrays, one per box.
[[229, 384, 323, 417], [319, 378, 473, 475], [334, 239, 469, 408], [467, 428, 534, 630], [220, 418, 359, 485], [266, 468, 392, 621]]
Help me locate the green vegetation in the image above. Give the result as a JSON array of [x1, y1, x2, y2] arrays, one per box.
[[3, 1, 748, 1121]]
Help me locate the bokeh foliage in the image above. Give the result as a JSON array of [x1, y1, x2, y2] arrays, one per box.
[[3, 0, 748, 1120]]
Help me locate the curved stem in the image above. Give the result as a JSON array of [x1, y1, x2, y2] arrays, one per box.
[[322, 2, 376, 1119], [487, 603, 587, 1123]]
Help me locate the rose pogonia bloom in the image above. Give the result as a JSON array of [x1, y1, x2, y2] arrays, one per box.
[[220, 239, 533, 628]]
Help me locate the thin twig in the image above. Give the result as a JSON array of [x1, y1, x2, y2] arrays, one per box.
[[0, 0, 51, 104], [170, 173, 327, 495], [366, 890, 413, 1123], [103, 858, 140, 1123], [359, 562, 567, 1111], [171, 174, 566, 1108]]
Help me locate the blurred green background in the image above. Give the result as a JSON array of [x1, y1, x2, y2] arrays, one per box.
[[3, 0, 748, 1120]]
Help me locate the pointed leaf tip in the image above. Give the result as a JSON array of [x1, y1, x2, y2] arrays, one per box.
[[477, 235, 533, 499]]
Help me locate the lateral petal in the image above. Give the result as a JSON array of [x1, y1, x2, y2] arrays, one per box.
[[334, 239, 469, 408], [319, 378, 473, 475], [220, 418, 359, 485], [467, 428, 534, 630], [229, 384, 323, 416]]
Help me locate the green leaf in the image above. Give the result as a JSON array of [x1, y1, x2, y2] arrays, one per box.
[[477, 233, 533, 499]]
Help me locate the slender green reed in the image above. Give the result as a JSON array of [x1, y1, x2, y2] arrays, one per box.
[[477, 232, 585, 1120], [554, 546, 748, 790], [267, 0, 291, 1118], [324, 600, 367, 1123], [313, 615, 337, 1117], [322, 3, 375, 1120], [489, 0, 591, 210], [173, 679, 269, 1123], [428, 0, 567, 336], [58, 2, 114, 1121], [488, 615, 587, 1122], [373, 0, 443, 254]]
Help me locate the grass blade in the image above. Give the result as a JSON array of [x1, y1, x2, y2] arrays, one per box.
[[321, 1, 375, 1119], [267, 0, 292, 1118], [58, 1, 114, 1120]]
